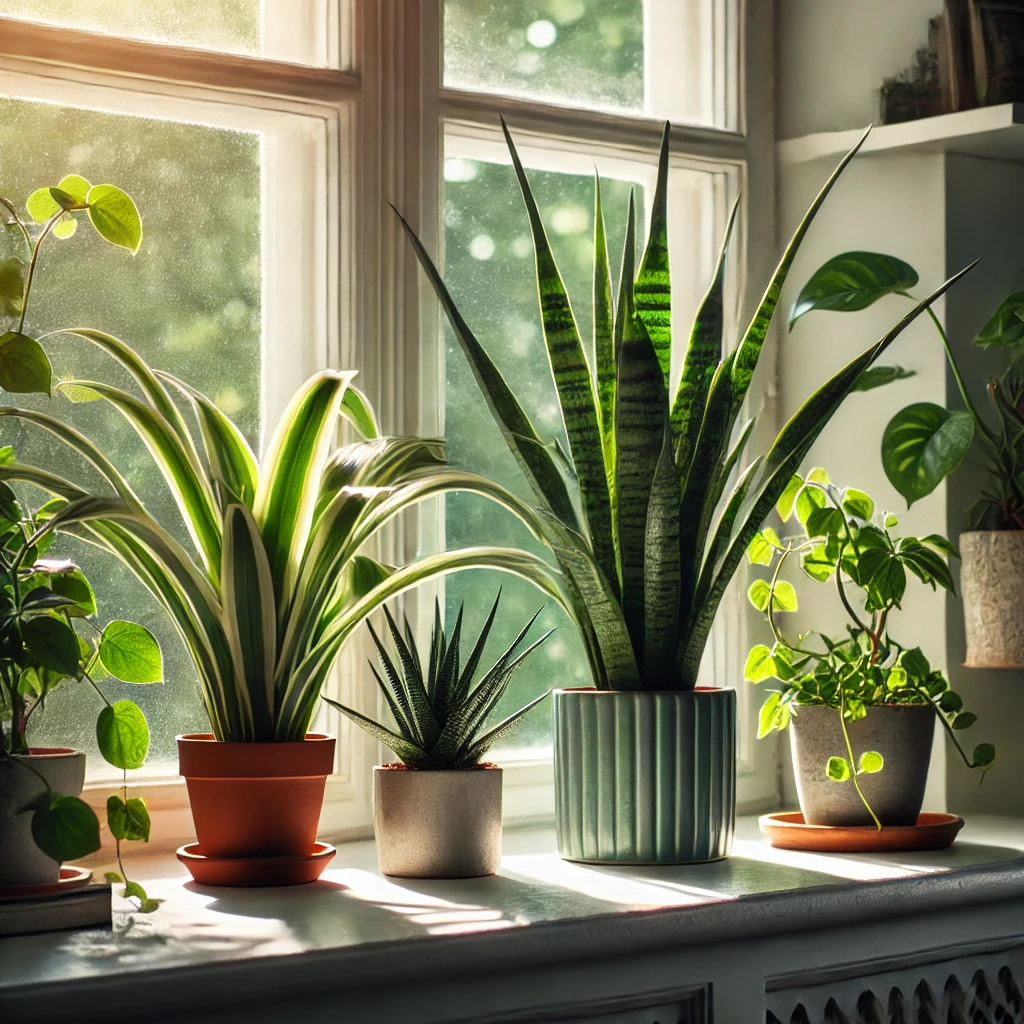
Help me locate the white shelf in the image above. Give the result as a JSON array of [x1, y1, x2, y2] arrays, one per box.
[[778, 103, 1024, 165]]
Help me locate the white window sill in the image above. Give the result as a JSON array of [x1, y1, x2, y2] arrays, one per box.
[[3, 816, 1024, 1022]]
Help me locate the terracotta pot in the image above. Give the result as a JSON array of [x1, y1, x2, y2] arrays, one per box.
[[177, 733, 335, 857], [0, 749, 86, 885], [959, 530, 1024, 668], [553, 687, 736, 864], [790, 705, 934, 827], [373, 765, 502, 878]]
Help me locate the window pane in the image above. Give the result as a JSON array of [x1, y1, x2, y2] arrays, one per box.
[[442, 139, 727, 757], [444, 0, 732, 127], [0, 95, 261, 779], [0, 0, 337, 66]]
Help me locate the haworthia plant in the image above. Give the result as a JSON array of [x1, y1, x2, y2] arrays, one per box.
[[0, 338, 563, 741], [324, 593, 551, 769], [397, 119, 976, 691]]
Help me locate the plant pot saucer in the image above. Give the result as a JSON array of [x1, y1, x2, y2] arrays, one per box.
[[176, 842, 336, 887], [759, 812, 964, 853], [0, 865, 93, 899]]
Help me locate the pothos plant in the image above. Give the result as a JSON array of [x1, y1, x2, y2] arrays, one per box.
[[0, 474, 162, 908], [744, 469, 995, 828], [0, 173, 142, 395], [791, 252, 1024, 527]]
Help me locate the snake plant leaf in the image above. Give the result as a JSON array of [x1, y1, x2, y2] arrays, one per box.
[[974, 291, 1024, 348], [393, 204, 580, 534], [672, 197, 739, 467], [642, 421, 680, 681], [731, 125, 873, 413], [502, 119, 616, 594], [221, 503, 277, 739], [851, 364, 916, 392], [340, 384, 380, 439], [881, 402, 975, 507], [593, 175, 616, 491], [635, 121, 672, 386], [615, 309, 668, 664], [156, 372, 258, 509], [789, 252, 919, 327]]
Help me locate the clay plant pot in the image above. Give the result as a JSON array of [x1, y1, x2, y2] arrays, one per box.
[[0, 749, 86, 885], [373, 764, 502, 878], [552, 687, 736, 864], [959, 531, 1024, 668], [177, 733, 335, 858], [790, 705, 934, 827]]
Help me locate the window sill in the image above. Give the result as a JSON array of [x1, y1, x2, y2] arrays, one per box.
[[3, 816, 1024, 1022]]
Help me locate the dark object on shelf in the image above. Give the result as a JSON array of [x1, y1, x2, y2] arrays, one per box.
[[0, 875, 110, 937], [970, 0, 1024, 104], [937, 0, 978, 111], [880, 46, 942, 124]]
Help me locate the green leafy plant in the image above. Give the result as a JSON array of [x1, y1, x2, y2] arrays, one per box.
[[0, 175, 142, 395], [0, 338, 561, 744], [744, 470, 995, 828], [792, 252, 1024, 528], [0, 477, 162, 908], [324, 593, 551, 769], [396, 120, 973, 692]]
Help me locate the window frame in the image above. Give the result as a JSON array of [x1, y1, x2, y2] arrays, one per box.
[[0, 0, 780, 857]]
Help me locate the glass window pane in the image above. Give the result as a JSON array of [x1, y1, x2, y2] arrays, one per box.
[[0, 0, 337, 67], [0, 95, 262, 779], [444, 0, 732, 128], [442, 138, 727, 758]]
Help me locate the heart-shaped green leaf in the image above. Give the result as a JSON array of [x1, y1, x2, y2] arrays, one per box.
[[975, 291, 1024, 348], [0, 257, 26, 317], [826, 755, 852, 782], [0, 331, 52, 394], [858, 750, 884, 774], [841, 487, 874, 520], [51, 569, 96, 616], [22, 614, 81, 676], [30, 794, 101, 863], [86, 184, 142, 253], [748, 578, 798, 613], [97, 699, 149, 769], [744, 644, 775, 682], [25, 188, 77, 238], [107, 794, 151, 842], [882, 402, 975, 507], [99, 620, 162, 682], [790, 252, 919, 328]]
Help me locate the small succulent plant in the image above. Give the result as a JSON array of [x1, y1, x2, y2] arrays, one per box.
[[324, 593, 551, 769]]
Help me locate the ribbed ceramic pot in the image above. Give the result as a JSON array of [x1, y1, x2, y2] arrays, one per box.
[[790, 704, 934, 827], [960, 531, 1024, 668], [553, 688, 736, 865], [373, 765, 502, 878], [177, 733, 335, 858], [0, 749, 86, 885]]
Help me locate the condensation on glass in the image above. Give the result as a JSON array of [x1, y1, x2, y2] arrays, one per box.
[[0, 95, 262, 778], [441, 137, 729, 756], [443, 0, 735, 129], [0, 0, 340, 67]]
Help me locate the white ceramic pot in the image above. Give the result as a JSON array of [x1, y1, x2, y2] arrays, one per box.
[[960, 531, 1024, 668], [0, 748, 86, 885], [373, 765, 502, 878]]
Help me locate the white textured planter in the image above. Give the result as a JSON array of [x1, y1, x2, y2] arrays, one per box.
[[373, 765, 502, 878], [0, 748, 86, 885], [960, 531, 1024, 668]]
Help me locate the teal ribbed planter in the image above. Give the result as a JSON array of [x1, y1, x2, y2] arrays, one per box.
[[553, 688, 736, 864]]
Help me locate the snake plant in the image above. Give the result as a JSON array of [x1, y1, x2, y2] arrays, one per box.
[[0, 336, 561, 741], [396, 120, 974, 692], [324, 592, 550, 768]]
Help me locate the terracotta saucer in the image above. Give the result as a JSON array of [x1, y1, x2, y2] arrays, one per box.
[[176, 842, 336, 887], [0, 865, 94, 899], [759, 811, 964, 853]]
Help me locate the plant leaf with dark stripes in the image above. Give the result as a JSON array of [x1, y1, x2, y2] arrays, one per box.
[[643, 420, 680, 681]]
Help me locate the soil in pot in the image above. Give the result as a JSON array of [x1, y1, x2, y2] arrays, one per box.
[[790, 704, 934, 827], [0, 749, 86, 886], [373, 763, 502, 878], [177, 733, 335, 858], [960, 531, 1024, 668]]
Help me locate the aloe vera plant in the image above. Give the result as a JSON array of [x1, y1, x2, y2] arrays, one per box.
[[0, 338, 561, 741], [397, 120, 974, 692], [324, 593, 550, 768]]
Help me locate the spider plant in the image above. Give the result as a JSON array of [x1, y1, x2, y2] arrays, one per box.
[[0, 335, 562, 741], [395, 120, 975, 692], [324, 592, 550, 769]]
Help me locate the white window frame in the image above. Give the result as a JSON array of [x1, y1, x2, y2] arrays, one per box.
[[0, 0, 780, 858]]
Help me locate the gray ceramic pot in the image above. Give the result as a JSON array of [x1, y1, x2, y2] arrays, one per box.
[[960, 531, 1024, 668], [0, 748, 86, 885], [373, 765, 502, 878], [553, 688, 736, 865], [790, 704, 934, 827]]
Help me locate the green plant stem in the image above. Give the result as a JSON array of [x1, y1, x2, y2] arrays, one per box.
[[837, 670, 882, 830], [17, 212, 63, 335], [907, 676, 986, 776], [0, 197, 32, 257], [766, 545, 829, 659]]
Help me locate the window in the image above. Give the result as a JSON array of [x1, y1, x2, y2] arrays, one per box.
[[0, 0, 775, 840]]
